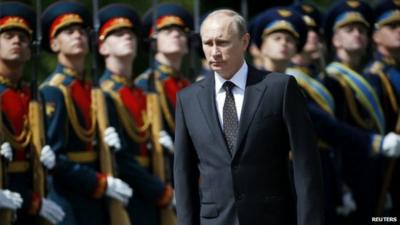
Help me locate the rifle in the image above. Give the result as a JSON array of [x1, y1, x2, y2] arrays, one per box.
[[28, 1, 50, 224], [0, 93, 13, 225], [90, 1, 131, 224], [375, 109, 400, 217], [189, 0, 200, 81], [147, 1, 176, 224]]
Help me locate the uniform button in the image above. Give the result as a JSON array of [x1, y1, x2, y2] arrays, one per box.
[[237, 194, 244, 200], [232, 165, 238, 170]]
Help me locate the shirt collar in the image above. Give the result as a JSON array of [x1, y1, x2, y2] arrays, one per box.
[[215, 61, 248, 93]]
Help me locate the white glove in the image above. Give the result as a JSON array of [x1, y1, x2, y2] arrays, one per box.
[[0, 189, 23, 210], [39, 198, 65, 225], [104, 127, 121, 151], [105, 176, 133, 205], [0, 142, 13, 162], [159, 130, 174, 154], [40, 145, 56, 170], [381, 132, 400, 157], [171, 190, 176, 209], [336, 191, 357, 216]]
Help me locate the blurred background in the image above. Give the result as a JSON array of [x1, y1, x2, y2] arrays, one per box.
[[8, 0, 380, 81]]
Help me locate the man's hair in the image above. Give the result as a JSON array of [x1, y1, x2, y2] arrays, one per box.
[[201, 9, 248, 37]]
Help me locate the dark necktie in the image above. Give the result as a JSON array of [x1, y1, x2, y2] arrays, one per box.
[[222, 81, 238, 153]]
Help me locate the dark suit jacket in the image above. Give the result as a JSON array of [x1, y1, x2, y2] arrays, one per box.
[[174, 65, 324, 225]]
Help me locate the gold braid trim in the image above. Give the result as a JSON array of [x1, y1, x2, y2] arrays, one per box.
[[329, 73, 375, 130], [375, 71, 399, 113], [297, 79, 334, 115], [154, 74, 175, 132], [105, 90, 150, 143], [56, 84, 96, 143], [2, 118, 31, 149]]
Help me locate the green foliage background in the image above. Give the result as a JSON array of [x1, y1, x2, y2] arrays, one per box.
[[4, 0, 377, 82]]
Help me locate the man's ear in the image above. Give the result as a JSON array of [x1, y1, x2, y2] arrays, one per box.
[[372, 30, 381, 45], [50, 39, 60, 53], [99, 42, 109, 56], [332, 33, 341, 49], [242, 33, 250, 50]]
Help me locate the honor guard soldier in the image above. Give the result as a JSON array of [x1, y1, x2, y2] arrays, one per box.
[[40, 1, 132, 225], [97, 4, 173, 225], [0, 2, 65, 224], [322, 1, 400, 224], [136, 4, 193, 187], [364, 0, 400, 218], [289, 2, 325, 77], [136, 3, 193, 140]]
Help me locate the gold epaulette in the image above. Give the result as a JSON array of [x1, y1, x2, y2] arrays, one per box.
[[369, 61, 384, 75], [40, 73, 66, 89], [101, 80, 115, 92]]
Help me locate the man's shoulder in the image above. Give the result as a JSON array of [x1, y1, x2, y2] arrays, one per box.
[[252, 67, 291, 86], [178, 77, 208, 98]]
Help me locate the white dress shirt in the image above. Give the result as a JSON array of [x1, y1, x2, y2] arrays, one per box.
[[215, 61, 248, 127]]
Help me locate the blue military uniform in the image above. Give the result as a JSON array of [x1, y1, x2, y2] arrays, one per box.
[[364, 0, 400, 218], [98, 4, 172, 225], [39, 2, 109, 225], [323, 1, 385, 224], [136, 3, 193, 137], [0, 3, 44, 225]]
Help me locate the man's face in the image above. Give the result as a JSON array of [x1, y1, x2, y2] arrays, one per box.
[[100, 28, 137, 59], [201, 16, 249, 77], [156, 26, 188, 56], [51, 24, 89, 56], [333, 23, 369, 53], [373, 22, 400, 51], [0, 30, 31, 63], [304, 30, 321, 59], [261, 31, 297, 62]]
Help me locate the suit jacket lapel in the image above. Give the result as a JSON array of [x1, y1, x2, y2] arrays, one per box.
[[232, 66, 267, 157], [197, 75, 231, 157]]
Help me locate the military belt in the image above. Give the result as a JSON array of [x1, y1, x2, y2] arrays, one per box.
[[136, 155, 150, 168], [8, 161, 30, 173], [67, 151, 98, 163]]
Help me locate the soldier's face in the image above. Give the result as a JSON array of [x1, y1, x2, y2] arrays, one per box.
[[0, 30, 31, 63], [156, 27, 188, 56], [51, 25, 89, 56], [304, 30, 321, 59], [373, 23, 400, 50], [333, 23, 368, 53], [201, 16, 249, 78], [261, 31, 297, 62], [100, 28, 137, 59]]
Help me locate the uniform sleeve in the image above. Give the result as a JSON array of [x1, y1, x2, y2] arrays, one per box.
[[40, 86, 106, 197], [283, 77, 324, 225], [307, 102, 382, 156]]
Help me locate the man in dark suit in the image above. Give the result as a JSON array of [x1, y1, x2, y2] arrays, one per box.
[[174, 9, 324, 225]]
